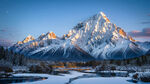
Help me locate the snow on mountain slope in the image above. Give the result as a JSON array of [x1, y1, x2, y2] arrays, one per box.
[[10, 12, 146, 61], [10, 32, 62, 55], [10, 32, 94, 61], [146, 49, 150, 55], [136, 41, 150, 51], [63, 12, 145, 59]]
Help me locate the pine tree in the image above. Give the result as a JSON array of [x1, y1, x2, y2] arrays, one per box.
[[0, 46, 5, 59]]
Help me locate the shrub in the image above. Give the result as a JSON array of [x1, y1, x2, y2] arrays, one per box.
[[29, 65, 43, 73], [140, 73, 150, 82], [132, 73, 138, 79], [111, 66, 116, 70], [0, 66, 13, 72], [29, 64, 53, 73], [132, 73, 150, 82]]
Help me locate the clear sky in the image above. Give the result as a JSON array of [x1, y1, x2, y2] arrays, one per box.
[[0, 0, 150, 47]]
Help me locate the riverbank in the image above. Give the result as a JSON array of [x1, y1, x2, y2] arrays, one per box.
[[1, 70, 150, 84]]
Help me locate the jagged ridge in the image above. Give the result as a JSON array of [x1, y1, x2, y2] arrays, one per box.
[[10, 12, 147, 61]]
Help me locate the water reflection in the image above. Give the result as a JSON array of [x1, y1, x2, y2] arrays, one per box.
[[0, 76, 48, 84], [98, 72, 128, 77]]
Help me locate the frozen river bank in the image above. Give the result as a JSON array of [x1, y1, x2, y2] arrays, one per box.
[[3, 71, 149, 84]]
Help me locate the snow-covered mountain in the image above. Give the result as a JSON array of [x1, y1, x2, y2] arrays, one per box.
[[10, 12, 147, 61], [136, 41, 150, 51]]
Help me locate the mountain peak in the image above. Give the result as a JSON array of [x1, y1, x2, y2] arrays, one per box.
[[22, 35, 35, 43], [17, 41, 23, 44], [17, 35, 35, 44], [46, 31, 56, 39], [85, 11, 110, 23], [99, 12, 110, 22], [99, 11, 106, 17], [11, 11, 146, 61], [38, 32, 57, 40]]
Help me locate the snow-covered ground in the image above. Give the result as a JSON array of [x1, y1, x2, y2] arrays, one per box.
[[71, 77, 149, 84], [12, 71, 149, 84], [13, 71, 88, 84]]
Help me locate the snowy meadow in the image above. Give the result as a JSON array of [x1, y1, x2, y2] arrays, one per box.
[[9, 71, 150, 84]]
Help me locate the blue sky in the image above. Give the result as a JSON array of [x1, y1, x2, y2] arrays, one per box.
[[0, 0, 150, 46]]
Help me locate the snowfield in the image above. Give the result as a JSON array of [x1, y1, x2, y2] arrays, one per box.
[[71, 77, 149, 84], [13, 71, 88, 84], [12, 71, 149, 84]]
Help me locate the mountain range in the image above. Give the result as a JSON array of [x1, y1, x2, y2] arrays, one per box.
[[10, 12, 150, 61]]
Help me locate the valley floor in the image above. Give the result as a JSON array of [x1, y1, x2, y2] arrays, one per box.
[[12, 71, 149, 84]]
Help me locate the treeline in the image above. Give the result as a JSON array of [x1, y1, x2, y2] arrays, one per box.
[[28, 54, 150, 70], [0, 46, 28, 67], [51, 54, 150, 68], [101, 54, 150, 66], [51, 61, 100, 68]]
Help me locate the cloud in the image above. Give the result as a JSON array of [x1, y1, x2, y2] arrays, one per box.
[[128, 28, 150, 38], [0, 39, 14, 47]]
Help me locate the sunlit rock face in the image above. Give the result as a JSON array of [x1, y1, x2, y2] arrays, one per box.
[[17, 35, 35, 45], [10, 12, 146, 61], [118, 28, 127, 37], [38, 32, 57, 40], [128, 36, 136, 42], [48, 32, 56, 39], [22, 35, 35, 43], [17, 41, 23, 44]]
